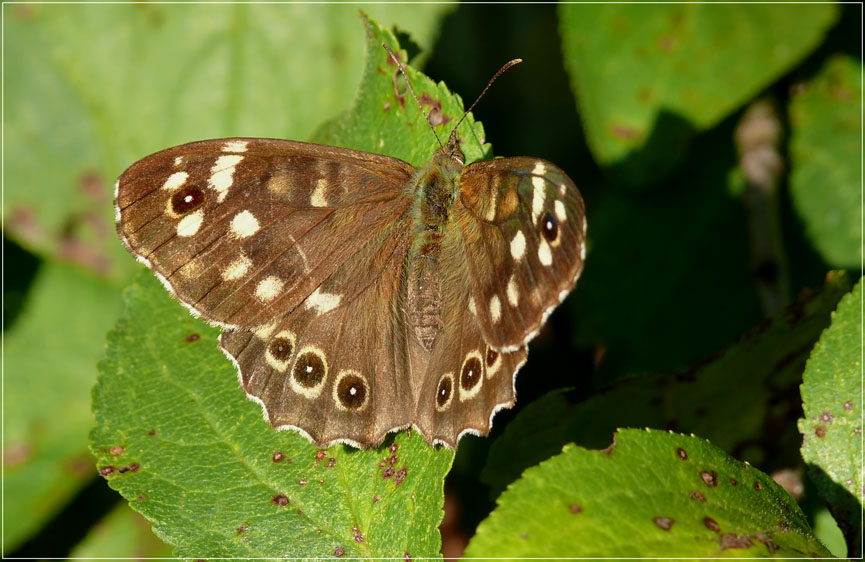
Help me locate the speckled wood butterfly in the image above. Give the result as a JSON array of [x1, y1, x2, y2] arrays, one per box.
[[114, 43, 586, 449]]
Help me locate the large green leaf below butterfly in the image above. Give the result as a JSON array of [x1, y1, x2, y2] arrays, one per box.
[[92, 14, 461, 558]]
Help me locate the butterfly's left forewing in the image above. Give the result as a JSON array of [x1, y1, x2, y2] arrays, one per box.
[[456, 157, 586, 351], [116, 138, 415, 330]]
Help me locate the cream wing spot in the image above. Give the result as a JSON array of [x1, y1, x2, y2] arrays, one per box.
[[222, 140, 249, 153], [554, 200, 567, 222], [489, 295, 502, 323], [507, 276, 519, 307], [230, 210, 260, 239], [531, 161, 547, 222], [305, 288, 341, 314], [310, 179, 328, 207], [538, 239, 553, 266], [208, 154, 243, 203], [468, 296, 477, 316], [222, 254, 252, 281], [255, 276, 284, 302], [162, 171, 188, 191], [176, 209, 204, 237], [510, 230, 527, 262], [173, 156, 185, 167]]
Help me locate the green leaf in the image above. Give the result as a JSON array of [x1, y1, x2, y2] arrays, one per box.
[[798, 277, 863, 557], [90, 16, 467, 558], [4, 4, 452, 275], [559, 4, 837, 186], [70, 504, 174, 559], [91, 272, 454, 558], [467, 429, 832, 558], [484, 271, 852, 498], [3, 262, 122, 551], [789, 55, 862, 269]]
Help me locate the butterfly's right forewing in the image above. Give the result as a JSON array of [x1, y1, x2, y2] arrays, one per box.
[[457, 157, 586, 351]]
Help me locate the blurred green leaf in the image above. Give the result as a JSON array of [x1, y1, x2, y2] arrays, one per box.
[[3, 263, 122, 551], [70, 503, 174, 559], [468, 429, 831, 558], [4, 3, 452, 277], [570, 123, 762, 376], [89, 15, 478, 558], [789, 55, 861, 269], [798, 277, 862, 557], [485, 271, 851, 498], [559, 4, 837, 186]]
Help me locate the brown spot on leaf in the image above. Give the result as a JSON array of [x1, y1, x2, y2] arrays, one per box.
[[109, 446, 124, 456], [298, 479, 308, 486], [117, 463, 139, 474], [236, 522, 250, 534], [700, 470, 719, 488], [690, 491, 706, 502], [352, 525, 365, 543], [569, 504, 582, 514], [703, 517, 720, 532], [844, 400, 853, 411], [334, 546, 346, 557], [373, 495, 381, 504], [720, 533, 753, 550], [779, 520, 789, 530], [815, 425, 826, 438], [136, 494, 146, 501], [653, 516, 674, 531], [378, 460, 387, 469], [820, 412, 834, 423], [148, 429, 156, 436], [395, 465, 407, 486], [610, 123, 642, 142], [3, 443, 32, 467], [98, 466, 115, 477], [272, 451, 284, 463], [755, 533, 779, 554], [676, 447, 688, 460], [404, 552, 411, 561], [327, 458, 336, 469], [382, 466, 395, 479], [272, 494, 289, 507], [390, 442, 399, 455], [185, 333, 200, 343], [407, 427, 412, 439], [316, 449, 327, 462], [729, 477, 738, 486], [753, 481, 763, 491]]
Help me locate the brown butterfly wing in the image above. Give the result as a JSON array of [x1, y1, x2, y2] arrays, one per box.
[[116, 138, 415, 330], [219, 215, 416, 447], [456, 157, 586, 351], [117, 138, 419, 447]]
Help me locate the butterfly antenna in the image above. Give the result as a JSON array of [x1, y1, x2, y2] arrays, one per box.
[[452, 58, 523, 136], [383, 43, 445, 150]]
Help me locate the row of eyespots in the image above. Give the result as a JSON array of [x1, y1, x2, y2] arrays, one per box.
[[264, 332, 369, 412], [435, 346, 503, 412]]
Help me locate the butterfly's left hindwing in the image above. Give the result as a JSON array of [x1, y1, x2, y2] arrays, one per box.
[[456, 158, 586, 351]]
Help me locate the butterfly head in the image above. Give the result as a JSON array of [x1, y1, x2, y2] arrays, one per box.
[[442, 128, 465, 166]]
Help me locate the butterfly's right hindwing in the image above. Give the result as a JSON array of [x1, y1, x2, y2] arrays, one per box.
[[115, 138, 415, 330]]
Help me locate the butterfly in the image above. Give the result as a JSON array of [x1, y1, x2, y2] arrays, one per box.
[[114, 53, 586, 449]]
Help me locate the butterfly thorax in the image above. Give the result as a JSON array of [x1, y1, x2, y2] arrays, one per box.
[[405, 149, 463, 351]]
